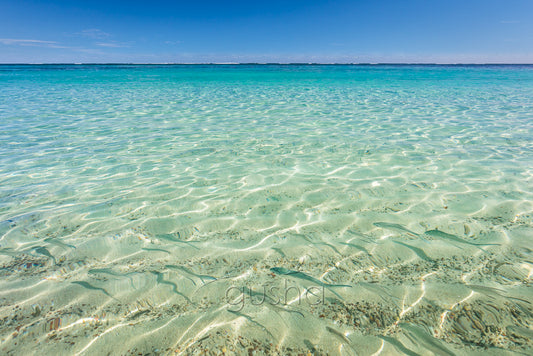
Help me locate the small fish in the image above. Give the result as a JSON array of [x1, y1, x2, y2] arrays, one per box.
[[156, 233, 199, 249], [242, 286, 305, 318], [242, 286, 273, 304], [127, 309, 150, 320], [141, 247, 171, 255], [425, 230, 500, 247], [400, 323, 455, 356], [227, 309, 274, 339], [303, 340, 317, 354], [358, 281, 399, 304], [44, 237, 76, 250], [0, 247, 18, 257], [392, 240, 433, 262], [270, 267, 351, 299], [466, 284, 531, 304], [373, 222, 420, 237], [338, 242, 371, 255], [165, 264, 217, 285], [298, 234, 342, 255], [270, 267, 351, 288], [88, 268, 125, 277], [326, 326, 359, 355], [345, 229, 375, 243], [317, 241, 342, 255], [88, 268, 136, 289], [326, 326, 351, 344], [32, 246, 56, 264], [151, 271, 192, 303], [271, 247, 286, 257], [377, 335, 420, 356], [71, 281, 119, 301], [466, 284, 506, 295]]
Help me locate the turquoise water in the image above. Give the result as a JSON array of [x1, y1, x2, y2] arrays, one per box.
[[0, 65, 532, 355]]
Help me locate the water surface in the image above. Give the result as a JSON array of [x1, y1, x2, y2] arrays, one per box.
[[0, 64, 532, 355]]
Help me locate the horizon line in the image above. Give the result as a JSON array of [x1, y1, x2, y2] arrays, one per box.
[[1, 62, 533, 66]]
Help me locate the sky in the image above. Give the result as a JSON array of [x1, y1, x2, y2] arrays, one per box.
[[1, 0, 532, 63]]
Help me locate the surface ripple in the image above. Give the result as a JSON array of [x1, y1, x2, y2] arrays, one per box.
[[0, 65, 532, 355]]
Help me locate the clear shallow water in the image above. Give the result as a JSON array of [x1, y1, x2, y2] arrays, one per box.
[[0, 64, 532, 355]]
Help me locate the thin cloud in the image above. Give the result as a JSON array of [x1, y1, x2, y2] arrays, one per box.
[[0, 38, 87, 50], [165, 40, 182, 45], [77, 29, 111, 39], [95, 41, 132, 48], [0, 39, 57, 46]]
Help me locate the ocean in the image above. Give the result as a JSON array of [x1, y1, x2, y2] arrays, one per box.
[[0, 64, 532, 355]]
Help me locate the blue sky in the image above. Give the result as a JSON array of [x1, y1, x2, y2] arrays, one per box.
[[1, 0, 532, 63]]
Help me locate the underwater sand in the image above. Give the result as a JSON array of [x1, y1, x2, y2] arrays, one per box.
[[0, 64, 532, 355]]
